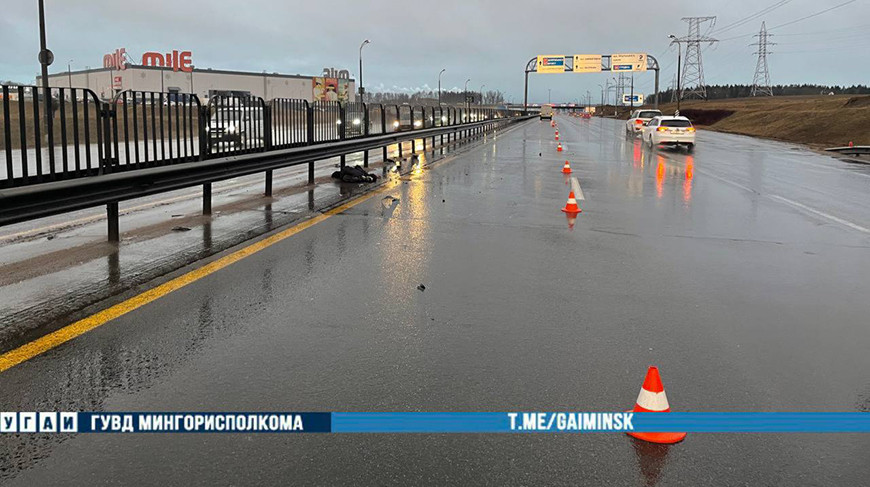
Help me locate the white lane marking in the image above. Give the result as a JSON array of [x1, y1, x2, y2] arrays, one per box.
[[694, 168, 758, 194], [571, 177, 586, 200], [769, 195, 870, 234], [696, 167, 870, 235]]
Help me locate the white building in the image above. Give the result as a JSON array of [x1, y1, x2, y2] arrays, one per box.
[[42, 65, 356, 103]]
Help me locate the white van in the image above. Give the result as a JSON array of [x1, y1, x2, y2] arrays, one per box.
[[539, 104, 554, 120]]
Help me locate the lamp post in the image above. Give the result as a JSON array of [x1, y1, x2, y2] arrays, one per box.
[[548, 88, 551, 104], [37, 0, 54, 158], [67, 59, 73, 91], [611, 77, 618, 116], [479, 84, 485, 105], [668, 34, 682, 114], [464, 78, 471, 114], [598, 84, 604, 107], [359, 39, 370, 103], [438, 68, 446, 105]]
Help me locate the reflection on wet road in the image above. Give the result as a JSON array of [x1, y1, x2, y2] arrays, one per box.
[[1, 115, 869, 485]]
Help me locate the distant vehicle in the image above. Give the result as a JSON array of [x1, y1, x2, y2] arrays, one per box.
[[625, 109, 662, 135], [539, 104, 554, 120], [642, 116, 696, 151], [207, 107, 264, 149]]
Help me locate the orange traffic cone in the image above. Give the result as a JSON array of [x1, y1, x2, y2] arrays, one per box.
[[626, 366, 687, 444], [551, 121, 555, 128], [561, 191, 581, 214], [849, 141, 854, 147], [562, 160, 572, 174], [557, 143, 563, 152], [555, 134, 560, 141]]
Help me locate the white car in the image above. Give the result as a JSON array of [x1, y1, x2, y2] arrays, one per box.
[[625, 109, 662, 135], [642, 116, 696, 151]]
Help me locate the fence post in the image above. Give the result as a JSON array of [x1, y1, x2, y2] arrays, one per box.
[[339, 102, 346, 168], [199, 104, 209, 160], [203, 182, 212, 215], [100, 102, 115, 174], [410, 107, 416, 154], [264, 102, 273, 196], [363, 103, 369, 167], [381, 104, 387, 163], [307, 101, 315, 185], [439, 107, 444, 148], [107, 202, 119, 243]]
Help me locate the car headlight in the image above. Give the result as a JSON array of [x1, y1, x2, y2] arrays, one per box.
[[352, 118, 361, 125], [393, 121, 399, 128], [227, 125, 237, 134]]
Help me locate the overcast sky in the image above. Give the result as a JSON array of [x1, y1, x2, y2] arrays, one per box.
[[1, 0, 868, 103]]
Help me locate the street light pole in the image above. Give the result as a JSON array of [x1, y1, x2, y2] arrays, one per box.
[[359, 39, 370, 103], [479, 84, 485, 105], [548, 88, 551, 104], [37, 0, 55, 164], [438, 68, 446, 105], [612, 77, 618, 117], [67, 59, 73, 89], [669, 34, 682, 114]]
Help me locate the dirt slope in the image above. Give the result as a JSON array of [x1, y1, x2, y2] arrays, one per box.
[[650, 95, 870, 148]]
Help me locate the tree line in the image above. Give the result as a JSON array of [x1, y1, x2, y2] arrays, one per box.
[[658, 84, 870, 100], [365, 90, 505, 105]]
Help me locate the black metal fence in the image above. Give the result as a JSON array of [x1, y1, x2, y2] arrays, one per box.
[[0, 84, 525, 189]]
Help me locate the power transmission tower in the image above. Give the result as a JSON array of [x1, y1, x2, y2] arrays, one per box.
[[670, 74, 678, 102], [676, 16, 718, 100], [750, 21, 775, 96]]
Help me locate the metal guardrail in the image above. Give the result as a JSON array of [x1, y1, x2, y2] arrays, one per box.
[[0, 84, 532, 240], [825, 146, 870, 156]]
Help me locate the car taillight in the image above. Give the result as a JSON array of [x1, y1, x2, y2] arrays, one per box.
[[657, 127, 668, 132], [687, 127, 696, 132], [635, 119, 643, 124]]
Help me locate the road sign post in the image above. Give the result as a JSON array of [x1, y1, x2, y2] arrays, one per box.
[[524, 53, 659, 112]]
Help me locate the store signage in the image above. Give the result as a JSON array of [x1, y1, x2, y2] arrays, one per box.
[[103, 48, 193, 72], [141, 50, 193, 72], [103, 48, 127, 71]]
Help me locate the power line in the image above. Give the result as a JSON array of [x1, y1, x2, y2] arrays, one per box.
[[712, 0, 792, 35], [717, 1, 860, 42], [776, 24, 870, 36], [769, 0, 858, 30]]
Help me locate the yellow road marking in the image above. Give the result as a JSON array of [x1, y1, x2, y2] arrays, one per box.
[[0, 121, 505, 372], [0, 180, 398, 373]]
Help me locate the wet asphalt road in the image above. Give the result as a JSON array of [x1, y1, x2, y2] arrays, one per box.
[[2, 114, 870, 485]]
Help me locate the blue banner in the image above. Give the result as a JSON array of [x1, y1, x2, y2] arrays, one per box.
[[1, 412, 869, 434]]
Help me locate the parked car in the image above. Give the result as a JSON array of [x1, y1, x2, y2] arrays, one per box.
[[642, 116, 696, 151], [625, 109, 662, 135]]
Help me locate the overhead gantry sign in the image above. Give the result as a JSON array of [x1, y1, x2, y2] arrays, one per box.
[[524, 53, 660, 110]]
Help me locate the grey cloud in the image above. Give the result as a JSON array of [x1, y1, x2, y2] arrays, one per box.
[[2, 0, 868, 103]]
